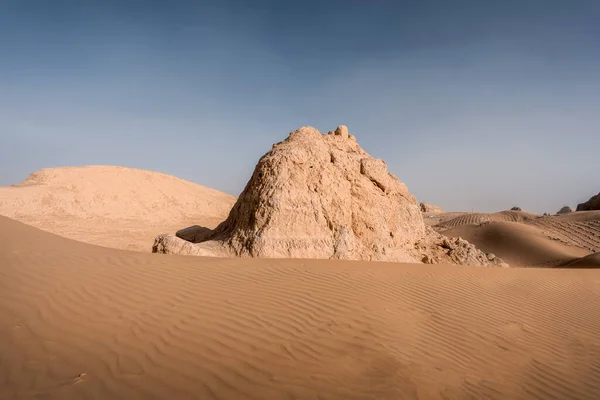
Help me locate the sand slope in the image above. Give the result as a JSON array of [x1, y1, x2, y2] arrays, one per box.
[[0, 166, 236, 251], [442, 221, 591, 267], [436, 211, 600, 267], [528, 211, 600, 252], [564, 253, 600, 268], [2, 216, 600, 399], [434, 211, 600, 267]]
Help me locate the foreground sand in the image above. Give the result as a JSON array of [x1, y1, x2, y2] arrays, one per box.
[[2, 216, 600, 399]]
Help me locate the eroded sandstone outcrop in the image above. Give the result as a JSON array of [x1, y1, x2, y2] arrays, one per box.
[[204, 125, 424, 262], [154, 125, 507, 267]]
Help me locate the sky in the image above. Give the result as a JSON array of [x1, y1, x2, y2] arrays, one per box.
[[1, 0, 599, 213]]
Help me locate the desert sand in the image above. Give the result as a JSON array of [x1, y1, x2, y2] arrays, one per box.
[[436, 210, 600, 267], [0, 166, 236, 252], [1, 126, 599, 399], [2, 215, 600, 399]]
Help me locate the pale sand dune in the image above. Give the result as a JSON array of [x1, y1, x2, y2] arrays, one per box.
[[2, 216, 600, 399], [0, 166, 236, 251], [442, 221, 591, 267]]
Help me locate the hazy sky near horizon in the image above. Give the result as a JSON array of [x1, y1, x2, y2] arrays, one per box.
[[1, 0, 599, 213]]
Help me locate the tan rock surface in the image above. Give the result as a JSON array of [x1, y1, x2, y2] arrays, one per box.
[[413, 227, 508, 267], [165, 126, 425, 262]]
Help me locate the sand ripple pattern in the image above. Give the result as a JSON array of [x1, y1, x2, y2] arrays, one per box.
[[1, 216, 600, 399], [528, 217, 600, 252], [435, 211, 536, 230]]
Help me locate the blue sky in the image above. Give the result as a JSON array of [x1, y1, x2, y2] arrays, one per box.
[[1, 0, 599, 213]]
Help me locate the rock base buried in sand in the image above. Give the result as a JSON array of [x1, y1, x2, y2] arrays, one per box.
[[154, 125, 506, 267]]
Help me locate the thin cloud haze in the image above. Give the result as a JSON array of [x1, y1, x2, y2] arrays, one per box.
[[1, 0, 599, 213]]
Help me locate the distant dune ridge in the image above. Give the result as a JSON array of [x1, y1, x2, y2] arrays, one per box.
[[0, 165, 236, 251], [2, 216, 600, 399], [155, 126, 504, 266], [434, 210, 538, 230]]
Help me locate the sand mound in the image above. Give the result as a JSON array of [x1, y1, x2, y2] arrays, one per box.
[[420, 202, 444, 214], [442, 221, 591, 267], [577, 192, 600, 211], [435, 210, 539, 230], [0, 166, 235, 251], [160, 126, 426, 262], [2, 215, 600, 399]]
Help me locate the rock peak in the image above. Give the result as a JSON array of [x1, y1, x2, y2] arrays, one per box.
[[204, 125, 424, 261]]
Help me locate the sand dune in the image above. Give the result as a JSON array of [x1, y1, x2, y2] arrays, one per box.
[[434, 210, 600, 267], [2, 215, 600, 399], [442, 221, 591, 267], [0, 166, 235, 251]]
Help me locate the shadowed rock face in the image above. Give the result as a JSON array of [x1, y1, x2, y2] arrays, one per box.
[[205, 125, 425, 262], [577, 193, 600, 211]]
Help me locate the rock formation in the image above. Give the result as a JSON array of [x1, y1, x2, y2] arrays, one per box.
[[557, 206, 573, 215], [209, 125, 424, 262], [576, 192, 600, 211], [510, 206, 522, 211], [420, 202, 444, 214], [414, 227, 508, 267], [154, 125, 507, 267]]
